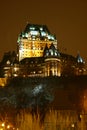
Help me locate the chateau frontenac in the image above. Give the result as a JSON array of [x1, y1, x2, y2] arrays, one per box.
[[0, 24, 86, 78]]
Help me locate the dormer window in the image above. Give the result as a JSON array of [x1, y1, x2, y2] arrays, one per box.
[[6, 60, 10, 65]]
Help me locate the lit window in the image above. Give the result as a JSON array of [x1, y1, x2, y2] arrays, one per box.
[[41, 31, 46, 36], [48, 35, 55, 40], [6, 60, 10, 65], [30, 27, 35, 30], [30, 31, 39, 35], [25, 33, 28, 37], [40, 27, 43, 31]]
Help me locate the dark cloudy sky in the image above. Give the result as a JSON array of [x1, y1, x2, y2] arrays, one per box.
[[0, 0, 87, 61]]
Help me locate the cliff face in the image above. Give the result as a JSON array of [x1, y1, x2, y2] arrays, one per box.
[[0, 75, 86, 111]]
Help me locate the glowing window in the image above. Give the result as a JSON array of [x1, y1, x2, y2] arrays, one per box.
[[40, 27, 43, 31], [30, 27, 35, 30], [48, 35, 54, 40], [25, 33, 28, 37], [41, 31, 46, 36], [30, 31, 39, 35]]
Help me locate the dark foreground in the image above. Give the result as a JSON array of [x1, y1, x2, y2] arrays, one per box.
[[0, 75, 87, 129]]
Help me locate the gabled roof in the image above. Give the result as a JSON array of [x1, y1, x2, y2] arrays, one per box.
[[76, 54, 84, 63], [43, 43, 60, 57]]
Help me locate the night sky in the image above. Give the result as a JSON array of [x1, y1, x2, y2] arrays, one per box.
[[0, 0, 87, 61]]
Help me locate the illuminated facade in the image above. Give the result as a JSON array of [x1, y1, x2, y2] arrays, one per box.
[[17, 24, 57, 61], [0, 23, 86, 79], [44, 43, 61, 77], [16, 24, 61, 77], [19, 43, 61, 77]]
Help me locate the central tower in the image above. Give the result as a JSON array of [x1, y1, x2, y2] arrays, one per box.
[[17, 24, 57, 61]]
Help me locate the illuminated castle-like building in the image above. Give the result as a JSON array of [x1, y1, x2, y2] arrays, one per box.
[[0, 23, 86, 78], [17, 24, 57, 61], [17, 24, 61, 77]]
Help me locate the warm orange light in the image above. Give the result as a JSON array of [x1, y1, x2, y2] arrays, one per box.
[[71, 123, 75, 128], [7, 125, 10, 129], [1, 123, 5, 127]]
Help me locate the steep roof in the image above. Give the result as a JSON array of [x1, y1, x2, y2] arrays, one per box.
[[24, 24, 50, 34], [43, 43, 60, 57], [76, 54, 84, 63], [18, 23, 56, 41]]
